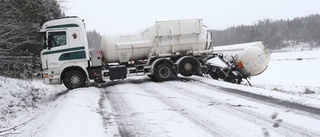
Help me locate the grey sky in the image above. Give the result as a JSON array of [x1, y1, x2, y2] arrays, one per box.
[[66, 0, 320, 34]]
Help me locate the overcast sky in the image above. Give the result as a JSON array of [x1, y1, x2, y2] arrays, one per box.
[[65, 0, 320, 34]]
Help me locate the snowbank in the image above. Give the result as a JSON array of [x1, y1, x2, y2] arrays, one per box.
[[18, 88, 107, 137], [0, 77, 66, 132]]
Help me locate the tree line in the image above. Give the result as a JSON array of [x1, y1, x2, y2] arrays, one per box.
[[211, 14, 320, 50], [0, 0, 64, 78], [0, 0, 64, 56], [87, 30, 102, 50], [0, 0, 104, 78]]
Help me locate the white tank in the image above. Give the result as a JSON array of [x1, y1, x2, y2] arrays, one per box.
[[100, 19, 208, 63], [213, 42, 271, 76]]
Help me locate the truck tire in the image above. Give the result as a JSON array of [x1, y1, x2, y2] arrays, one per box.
[[154, 62, 173, 82], [178, 57, 199, 77], [209, 72, 219, 80], [225, 74, 242, 84], [63, 70, 86, 90]]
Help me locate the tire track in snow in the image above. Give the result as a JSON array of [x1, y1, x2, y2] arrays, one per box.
[[98, 89, 122, 137], [100, 80, 228, 137], [97, 78, 320, 136], [101, 82, 202, 137], [166, 80, 320, 137], [102, 87, 141, 137], [137, 82, 238, 137], [187, 77, 320, 117]]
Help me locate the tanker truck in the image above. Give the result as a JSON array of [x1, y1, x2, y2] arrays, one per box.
[[40, 17, 271, 90]]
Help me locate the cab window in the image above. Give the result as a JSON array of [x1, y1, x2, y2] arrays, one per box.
[[48, 31, 67, 48]]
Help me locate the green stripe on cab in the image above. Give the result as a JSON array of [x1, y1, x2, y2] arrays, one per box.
[[43, 46, 85, 55], [59, 51, 86, 61]]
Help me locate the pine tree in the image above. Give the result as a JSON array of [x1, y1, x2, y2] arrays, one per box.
[[211, 14, 320, 49], [87, 30, 102, 50], [0, 0, 64, 78]]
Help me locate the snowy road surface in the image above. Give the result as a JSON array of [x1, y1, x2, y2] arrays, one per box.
[[10, 76, 320, 137], [2, 48, 320, 137]]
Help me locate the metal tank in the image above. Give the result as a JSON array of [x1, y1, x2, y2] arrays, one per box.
[[100, 19, 208, 63], [213, 42, 271, 76]]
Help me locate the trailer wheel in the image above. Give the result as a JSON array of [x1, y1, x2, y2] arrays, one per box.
[[225, 74, 242, 84], [154, 62, 173, 82], [209, 72, 219, 80], [63, 70, 86, 90], [178, 57, 199, 77]]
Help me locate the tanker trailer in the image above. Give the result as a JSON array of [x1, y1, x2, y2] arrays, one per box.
[[100, 19, 210, 63], [205, 41, 271, 84], [97, 19, 214, 82]]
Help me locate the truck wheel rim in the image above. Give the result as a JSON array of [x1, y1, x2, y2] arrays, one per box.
[[71, 75, 80, 85], [159, 67, 170, 78], [184, 63, 192, 71]]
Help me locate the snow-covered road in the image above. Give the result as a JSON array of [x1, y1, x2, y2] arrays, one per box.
[[100, 77, 320, 137], [2, 76, 320, 137], [2, 49, 320, 137]]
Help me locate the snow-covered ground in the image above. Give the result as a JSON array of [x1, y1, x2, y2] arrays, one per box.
[[253, 49, 320, 90], [249, 49, 320, 106], [0, 49, 320, 137], [198, 48, 320, 109], [0, 77, 66, 136]]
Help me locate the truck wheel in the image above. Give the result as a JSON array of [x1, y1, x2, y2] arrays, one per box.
[[178, 57, 199, 77], [225, 74, 242, 84], [154, 62, 173, 82], [63, 70, 86, 90], [209, 72, 219, 80]]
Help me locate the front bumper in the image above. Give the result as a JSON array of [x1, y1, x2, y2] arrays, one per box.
[[42, 71, 61, 85]]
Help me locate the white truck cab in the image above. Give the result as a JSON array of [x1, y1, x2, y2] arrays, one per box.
[[40, 17, 90, 89]]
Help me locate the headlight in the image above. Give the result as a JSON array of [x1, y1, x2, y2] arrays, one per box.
[[43, 73, 49, 78]]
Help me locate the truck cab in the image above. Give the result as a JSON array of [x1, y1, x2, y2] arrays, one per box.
[[40, 17, 90, 89]]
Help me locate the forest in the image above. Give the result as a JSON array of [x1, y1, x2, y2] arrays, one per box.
[[0, 0, 64, 78], [0, 0, 319, 78], [211, 14, 320, 50]]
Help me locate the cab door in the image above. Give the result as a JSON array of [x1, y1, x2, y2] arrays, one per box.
[[42, 31, 70, 69]]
